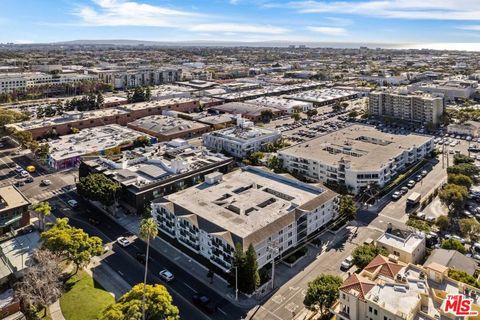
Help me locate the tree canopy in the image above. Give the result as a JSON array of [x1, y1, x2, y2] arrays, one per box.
[[441, 238, 466, 254], [99, 284, 179, 320], [447, 173, 473, 189], [303, 274, 343, 316], [338, 196, 357, 220], [41, 218, 104, 273], [459, 218, 480, 242], [230, 243, 260, 294], [77, 173, 121, 206], [453, 154, 475, 165], [351, 244, 387, 269], [447, 163, 479, 178], [32, 201, 51, 230], [436, 215, 450, 232], [439, 183, 468, 211]]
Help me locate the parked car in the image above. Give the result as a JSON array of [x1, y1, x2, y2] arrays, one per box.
[[391, 191, 402, 200], [452, 235, 467, 244], [407, 180, 416, 188], [15, 180, 25, 187], [25, 176, 34, 183], [400, 186, 409, 195], [421, 170, 428, 177], [116, 237, 131, 247], [416, 212, 426, 219], [67, 199, 78, 208], [340, 256, 353, 270], [415, 175, 423, 182], [20, 170, 29, 177], [159, 269, 174, 282]]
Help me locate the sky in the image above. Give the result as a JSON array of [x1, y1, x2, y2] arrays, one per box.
[[3, 0, 480, 45]]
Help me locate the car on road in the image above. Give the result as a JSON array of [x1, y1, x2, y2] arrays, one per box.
[[135, 253, 152, 264], [159, 269, 174, 282], [25, 176, 34, 183], [15, 180, 25, 187], [391, 191, 401, 200], [20, 170, 29, 177], [192, 294, 216, 314], [40, 179, 52, 186], [406, 180, 416, 188], [116, 237, 131, 247], [67, 199, 78, 208], [340, 256, 353, 270]]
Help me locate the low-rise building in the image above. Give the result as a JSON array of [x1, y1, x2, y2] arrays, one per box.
[[279, 125, 433, 193], [245, 96, 313, 113], [79, 140, 233, 214], [151, 166, 339, 271], [47, 124, 155, 170], [127, 115, 210, 142], [408, 79, 478, 102], [210, 102, 284, 122], [375, 225, 426, 264], [285, 89, 358, 107], [447, 121, 480, 137], [332, 255, 480, 320], [0, 186, 30, 235], [369, 89, 444, 125], [424, 249, 477, 276], [203, 117, 281, 158]]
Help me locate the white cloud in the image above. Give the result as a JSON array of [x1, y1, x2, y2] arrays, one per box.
[[14, 40, 34, 44], [189, 23, 289, 34], [306, 26, 347, 35], [74, 0, 288, 34], [278, 0, 480, 20], [458, 25, 480, 31]]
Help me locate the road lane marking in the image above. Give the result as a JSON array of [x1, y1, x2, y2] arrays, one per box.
[[217, 308, 227, 316], [183, 282, 198, 293], [118, 271, 124, 276]]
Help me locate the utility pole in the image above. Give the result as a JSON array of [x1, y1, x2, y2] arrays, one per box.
[[267, 241, 280, 290], [235, 265, 238, 301]]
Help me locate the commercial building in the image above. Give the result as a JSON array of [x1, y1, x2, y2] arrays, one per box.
[[0, 231, 40, 284], [331, 254, 480, 320], [47, 124, 154, 170], [447, 121, 480, 137], [210, 102, 283, 122], [369, 90, 444, 125], [151, 166, 339, 271], [203, 117, 281, 158], [0, 72, 98, 93], [7, 98, 200, 139], [279, 125, 434, 193], [127, 115, 210, 141], [88, 67, 182, 89], [0, 186, 30, 235], [375, 225, 426, 264], [285, 89, 358, 107], [408, 79, 478, 102], [80, 140, 233, 214], [245, 96, 313, 113]]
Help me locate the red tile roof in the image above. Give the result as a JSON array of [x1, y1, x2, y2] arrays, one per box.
[[364, 255, 403, 279], [340, 274, 376, 301]]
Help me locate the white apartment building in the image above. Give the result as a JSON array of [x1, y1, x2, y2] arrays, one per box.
[[0, 72, 98, 93], [88, 67, 182, 89], [202, 117, 281, 158], [151, 166, 339, 271], [278, 125, 434, 193], [375, 226, 426, 264], [447, 121, 480, 137], [369, 90, 444, 125]]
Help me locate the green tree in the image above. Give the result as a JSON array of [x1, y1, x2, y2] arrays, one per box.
[[248, 151, 264, 165], [448, 173, 473, 189], [139, 218, 158, 320], [459, 218, 480, 241], [0, 109, 29, 129], [306, 109, 318, 119], [338, 196, 357, 220], [303, 274, 343, 317], [439, 183, 468, 211], [35, 143, 50, 161], [145, 87, 151, 101], [447, 163, 480, 178], [441, 238, 466, 254], [41, 218, 104, 274], [97, 92, 105, 108], [134, 136, 151, 148], [32, 201, 51, 231], [260, 109, 274, 122], [99, 284, 179, 320], [291, 112, 301, 122], [77, 173, 122, 207], [243, 244, 260, 294], [448, 269, 479, 288], [453, 154, 475, 165], [351, 244, 387, 269], [436, 215, 450, 232], [267, 155, 283, 173], [348, 110, 359, 118], [406, 218, 431, 232]]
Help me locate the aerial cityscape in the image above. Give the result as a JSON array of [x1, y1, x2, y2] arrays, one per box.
[[3, 1, 480, 320]]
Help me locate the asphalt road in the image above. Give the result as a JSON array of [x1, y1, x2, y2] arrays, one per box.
[[51, 192, 247, 320]]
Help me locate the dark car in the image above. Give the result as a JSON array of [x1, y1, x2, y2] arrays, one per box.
[[192, 294, 216, 314], [88, 218, 100, 226], [135, 253, 151, 264]]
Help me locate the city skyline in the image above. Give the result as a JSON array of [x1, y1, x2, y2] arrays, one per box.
[[3, 0, 480, 48]]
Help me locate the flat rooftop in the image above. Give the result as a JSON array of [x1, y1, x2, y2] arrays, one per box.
[[377, 229, 424, 254], [280, 124, 432, 171], [48, 124, 147, 161], [128, 115, 209, 136], [0, 186, 30, 213], [163, 166, 336, 241], [207, 124, 279, 142], [285, 88, 357, 103], [212, 102, 279, 117], [0, 231, 41, 280]]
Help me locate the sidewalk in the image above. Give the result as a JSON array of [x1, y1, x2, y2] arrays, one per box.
[[115, 212, 259, 308], [49, 300, 65, 320], [86, 256, 131, 299]]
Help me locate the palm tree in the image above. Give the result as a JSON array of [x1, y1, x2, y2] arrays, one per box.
[[139, 217, 158, 320], [32, 201, 51, 231]]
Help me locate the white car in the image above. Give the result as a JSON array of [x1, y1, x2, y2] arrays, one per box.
[[67, 199, 78, 207], [20, 170, 29, 177], [116, 237, 131, 247], [41, 179, 52, 186], [406, 180, 416, 188], [340, 256, 353, 270], [391, 191, 401, 200], [159, 269, 175, 282]]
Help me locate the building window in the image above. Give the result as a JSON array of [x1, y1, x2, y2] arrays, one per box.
[[374, 309, 377, 315], [369, 307, 372, 313]]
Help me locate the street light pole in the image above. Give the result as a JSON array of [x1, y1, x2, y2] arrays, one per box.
[[235, 265, 238, 301], [267, 241, 280, 290]]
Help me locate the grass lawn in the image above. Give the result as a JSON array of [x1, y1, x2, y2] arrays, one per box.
[[60, 270, 114, 320]]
